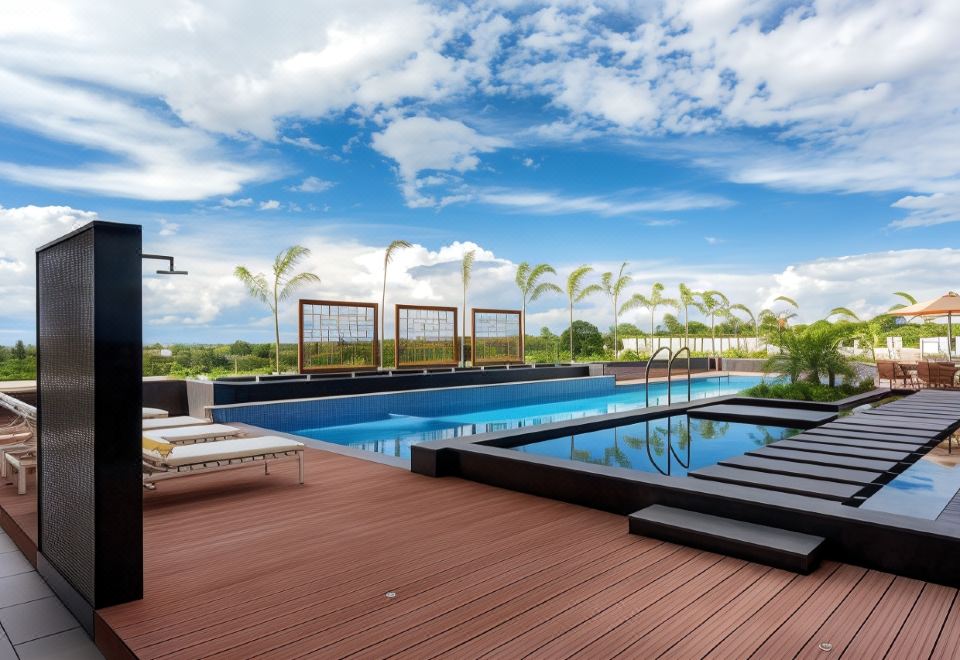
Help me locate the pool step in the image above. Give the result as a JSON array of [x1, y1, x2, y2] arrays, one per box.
[[629, 504, 825, 574]]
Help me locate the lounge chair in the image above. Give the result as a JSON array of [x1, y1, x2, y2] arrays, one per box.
[[142, 435, 305, 489], [143, 424, 243, 445], [143, 415, 211, 431], [936, 362, 959, 388], [876, 360, 911, 388], [143, 407, 169, 419], [2, 418, 36, 495]]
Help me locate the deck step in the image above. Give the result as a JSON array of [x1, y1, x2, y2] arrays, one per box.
[[628, 505, 825, 574], [687, 404, 836, 429]]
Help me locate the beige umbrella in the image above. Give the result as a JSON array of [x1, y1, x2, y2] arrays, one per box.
[[887, 291, 960, 359]]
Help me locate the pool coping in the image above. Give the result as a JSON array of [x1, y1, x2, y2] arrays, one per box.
[[411, 388, 960, 586]]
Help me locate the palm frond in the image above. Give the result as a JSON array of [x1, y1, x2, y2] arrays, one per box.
[[515, 261, 531, 292], [461, 249, 476, 287], [279, 271, 321, 301], [774, 295, 798, 308], [273, 245, 311, 279], [233, 266, 270, 306], [575, 283, 602, 303], [828, 306, 860, 322], [566, 265, 593, 297], [385, 239, 412, 266], [530, 281, 562, 302], [729, 303, 755, 322], [893, 291, 917, 305]]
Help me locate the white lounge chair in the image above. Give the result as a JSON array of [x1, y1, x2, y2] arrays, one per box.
[[143, 424, 242, 445], [1, 417, 36, 494], [142, 407, 169, 419], [143, 415, 211, 431], [142, 435, 305, 489]]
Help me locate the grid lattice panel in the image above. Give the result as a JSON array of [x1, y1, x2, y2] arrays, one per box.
[[397, 308, 456, 366], [474, 311, 522, 363], [302, 303, 376, 369], [37, 231, 97, 603]]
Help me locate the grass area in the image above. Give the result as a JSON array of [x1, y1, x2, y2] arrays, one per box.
[[741, 378, 876, 402]]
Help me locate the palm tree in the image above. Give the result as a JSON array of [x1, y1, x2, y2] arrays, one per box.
[[235, 245, 320, 374], [678, 283, 704, 348], [565, 266, 602, 360], [765, 322, 855, 386], [460, 249, 476, 366], [381, 239, 412, 368], [600, 262, 633, 358], [515, 262, 562, 360], [699, 290, 729, 356], [631, 282, 679, 340], [769, 295, 799, 345], [729, 303, 756, 350], [827, 307, 861, 322]]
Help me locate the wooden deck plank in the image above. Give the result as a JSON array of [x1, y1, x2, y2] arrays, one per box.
[[2, 444, 957, 660], [704, 562, 841, 659], [792, 569, 894, 659], [749, 563, 868, 656], [886, 582, 956, 659], [839, 575, 924, 658]]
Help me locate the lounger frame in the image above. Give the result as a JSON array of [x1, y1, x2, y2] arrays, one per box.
[[142, 449, 304, 489]]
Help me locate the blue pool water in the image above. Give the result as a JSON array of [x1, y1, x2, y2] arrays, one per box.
[[288, 375, 763, 458], [512, 415, 799, 476], [861, 452, 960, 519]]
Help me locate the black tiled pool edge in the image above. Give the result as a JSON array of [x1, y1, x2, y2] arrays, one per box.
[[412, 388, 960, 587]]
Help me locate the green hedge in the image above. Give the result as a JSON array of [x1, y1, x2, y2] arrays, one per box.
[[741, 378, 875, 402]]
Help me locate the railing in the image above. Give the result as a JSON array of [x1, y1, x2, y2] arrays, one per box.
[[669, 346, 693, 404], [644, 346, 673, 407]]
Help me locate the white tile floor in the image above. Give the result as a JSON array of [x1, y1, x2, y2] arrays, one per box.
[[0, 531, 101, 660]]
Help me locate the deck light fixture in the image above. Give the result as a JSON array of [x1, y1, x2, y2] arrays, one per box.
[[142, 253, 188, 275], [819, 642, 833, 651]]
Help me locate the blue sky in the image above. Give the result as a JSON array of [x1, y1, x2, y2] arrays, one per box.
[[1, 1, 959, 344]]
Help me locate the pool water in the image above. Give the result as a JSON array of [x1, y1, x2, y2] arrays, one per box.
[[293, 375, 763, 459], [511, 415, 799, 476], [861, 449, 960, 519]]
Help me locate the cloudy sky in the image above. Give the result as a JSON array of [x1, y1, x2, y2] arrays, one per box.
[[1, 0, 959, 344]]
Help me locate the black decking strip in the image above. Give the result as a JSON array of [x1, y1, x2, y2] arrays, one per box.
[[691, 465, 862, 501], [687, 404, 835, 428], [719, 455, 883, 486], [789, 434, 924, 453], [804, 428, 932, 446], [833, 415, 952, 431], [747, 447, 897, 473], [767, 439, 909, 462], [824, 421, 938, 437], [683, 392, 960, 504]]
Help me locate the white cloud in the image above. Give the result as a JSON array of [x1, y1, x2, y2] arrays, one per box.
[[704, 236, 723, 245], [371, 116, 508, 207], [218, 197, 254, 208], [158, 219, 180, 236], [280, 136, 325, 152], [259, 200, 281, 211], [477, 189, 731, 216], [289, 176, 336, 193]]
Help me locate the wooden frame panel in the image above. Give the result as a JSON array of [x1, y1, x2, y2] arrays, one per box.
[[471, 308, 523, 365], [298, 299, 379, 373], [395, 304, 459, 368]]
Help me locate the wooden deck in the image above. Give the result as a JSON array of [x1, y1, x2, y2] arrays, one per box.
[[3, 448, 960, 659]]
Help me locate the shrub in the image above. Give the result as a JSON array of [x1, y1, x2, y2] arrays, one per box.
[[742, 377, 874, 402]]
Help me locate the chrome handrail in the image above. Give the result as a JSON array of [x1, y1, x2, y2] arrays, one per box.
[[669, 346, 693, 404], [644, 346, 673, 407]]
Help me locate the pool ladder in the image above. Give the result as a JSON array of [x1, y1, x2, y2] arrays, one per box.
[[643, 346, 693, 408]]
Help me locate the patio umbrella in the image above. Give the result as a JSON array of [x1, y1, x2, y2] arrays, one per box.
[[887, 291, 960, 359]]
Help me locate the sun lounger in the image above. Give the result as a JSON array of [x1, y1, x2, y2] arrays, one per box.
[[143, 424, 243, 445], [143, 415, 211, 430], [143, 407, 169, 419], [142, 435, 305, 489], [1, 418, 36, 492]]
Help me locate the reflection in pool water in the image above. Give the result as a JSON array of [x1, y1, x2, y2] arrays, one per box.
[[861, 446, 960, 519], [511, 415, 800, 477]]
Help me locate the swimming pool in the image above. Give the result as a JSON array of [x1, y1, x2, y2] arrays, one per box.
[[511, 415, 799, 476], [860, 448, 960, 519], [223, 374, 764, 459]]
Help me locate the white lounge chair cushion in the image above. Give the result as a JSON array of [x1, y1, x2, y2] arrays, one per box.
[[142, 407, 169, 419], [143, 416, 211, 430], [146, 436, 304, 467], [143, 424, 241, 443]]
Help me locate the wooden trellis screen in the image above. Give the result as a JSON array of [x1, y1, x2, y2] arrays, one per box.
[[298, 299, 379, 373], [395, 304, 459, 368], [471, 308, 523, 365]]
